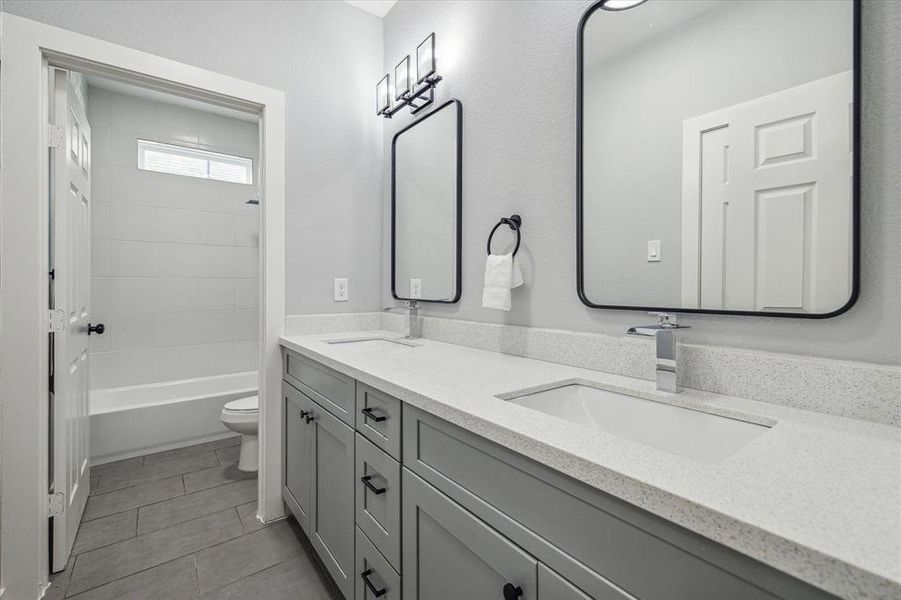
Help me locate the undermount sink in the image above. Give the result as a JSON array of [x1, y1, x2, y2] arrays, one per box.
[[323, 336, 420, 348], [506, 384, 770, 464]]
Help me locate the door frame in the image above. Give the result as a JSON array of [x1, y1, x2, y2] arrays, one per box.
[[0, 14, 286, 599]]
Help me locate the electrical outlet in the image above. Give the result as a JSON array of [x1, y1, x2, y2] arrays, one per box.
[[333, 278, 349, 302], [410, 278, 422, 299], [647, 240, 661, 262]]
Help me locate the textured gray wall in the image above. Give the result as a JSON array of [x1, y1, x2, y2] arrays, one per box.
[[383, 0, 901, 366], [1, 0, 385, 316]]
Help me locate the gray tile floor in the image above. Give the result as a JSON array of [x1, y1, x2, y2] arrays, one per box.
[[46, 437, 342, 599]]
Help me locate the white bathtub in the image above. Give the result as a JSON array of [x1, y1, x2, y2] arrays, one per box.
[[90, 371, 258, 465]]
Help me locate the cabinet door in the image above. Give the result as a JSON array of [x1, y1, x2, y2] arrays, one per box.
[[283, 383, 314, 532], [402, 468, 537, 600], [310, 400, 356, 600]]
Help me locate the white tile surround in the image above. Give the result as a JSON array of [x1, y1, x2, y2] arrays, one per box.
[[286, 312, 900, 427], [88, 88, 260, 389]]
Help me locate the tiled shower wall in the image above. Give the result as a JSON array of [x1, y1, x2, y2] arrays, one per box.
[[87, 87, 260, 390]]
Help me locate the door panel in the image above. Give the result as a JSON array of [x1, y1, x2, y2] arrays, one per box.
[[402, 468, 537, 600], [682, 70, 853, 313], [50, 68, 92, 572], [284, 383, 314, 532], [310, 401, 355, 599]]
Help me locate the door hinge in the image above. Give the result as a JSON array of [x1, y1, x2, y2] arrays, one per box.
[[48, 309, 65, 333], [48, 124, 65, 149], [48, 492, 65, 517]]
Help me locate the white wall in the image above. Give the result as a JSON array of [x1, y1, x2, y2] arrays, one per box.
[[87, 87, 260, 389], [382, 0, 901, 366], [0, 0, 385, 316]]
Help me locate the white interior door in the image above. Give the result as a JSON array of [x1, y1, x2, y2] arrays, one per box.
[[682, 71, 853, 313], [50, 68, 93, 572]]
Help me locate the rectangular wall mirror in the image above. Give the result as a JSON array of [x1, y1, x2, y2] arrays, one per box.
[[578, 0, 859, 317], [392, 98, 462, 303]]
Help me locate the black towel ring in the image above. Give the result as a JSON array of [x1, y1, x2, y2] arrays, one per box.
[[487, 215, 522, 257]]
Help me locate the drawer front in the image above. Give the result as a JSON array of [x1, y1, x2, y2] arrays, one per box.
[[355, 434, 402, 571], [284, 350, 355, 425], [355, 383, 402, 460], [404, 406, 831, 600], [356, 527, 401, 600], [402, 468, 537, 600]]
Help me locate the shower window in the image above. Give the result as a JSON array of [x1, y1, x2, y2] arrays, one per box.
[[137, 139, 253, 184]]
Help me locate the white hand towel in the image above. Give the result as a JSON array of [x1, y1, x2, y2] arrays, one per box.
[[482, 253, 524, 311]]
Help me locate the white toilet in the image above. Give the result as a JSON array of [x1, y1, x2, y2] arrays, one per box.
[[220, 395, 259, 472]]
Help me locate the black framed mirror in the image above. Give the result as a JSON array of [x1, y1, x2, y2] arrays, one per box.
[[577, 0, 860, 318], [392, 99, 462, 303]]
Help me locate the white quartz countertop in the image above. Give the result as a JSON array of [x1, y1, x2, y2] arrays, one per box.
[[280, 332, 901, 600]]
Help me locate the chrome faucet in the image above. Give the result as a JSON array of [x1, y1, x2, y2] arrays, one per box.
[[626, 313, 690, 393], [383, 300, 420, 339]]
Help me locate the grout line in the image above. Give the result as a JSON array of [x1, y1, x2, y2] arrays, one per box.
[[65, 555, 201, 599], [86, 474, 256, 531]]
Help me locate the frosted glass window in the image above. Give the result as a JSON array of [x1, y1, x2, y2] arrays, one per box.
[[137, 140, 252, 184]]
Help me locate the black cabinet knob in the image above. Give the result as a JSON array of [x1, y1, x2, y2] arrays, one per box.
[[503, 583, 523, 600], [88, 323, 105, 335], [304, 414, 315, 424], [299, 410, 309, 419]]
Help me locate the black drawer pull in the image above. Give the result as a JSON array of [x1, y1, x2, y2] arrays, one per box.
[[304, 414, 315, 424], [361, 406, 387, 422], [299, 410, 309, 419], [503, 583, 523, 600], [361, 568, 387, 597], [360, 475, 386, 495]]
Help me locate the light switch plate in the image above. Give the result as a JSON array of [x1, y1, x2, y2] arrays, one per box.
[[410, 278, 422, 299], [647, 240, 661, 262], [333, 278, 349, 302]]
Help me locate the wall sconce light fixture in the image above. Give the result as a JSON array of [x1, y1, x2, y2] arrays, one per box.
[[376, 74, 391, 115], [395, 55, 411, 100], [377, 32, 442, 118]]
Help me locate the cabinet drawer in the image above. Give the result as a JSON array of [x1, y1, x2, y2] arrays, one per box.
[[355, 434, 402, 572], [284, 350, 355, 426], [402, 468, 537, 600], [404, 406, 832, 600], [356, 383, 402, 460], [356, 527, 401, 600]]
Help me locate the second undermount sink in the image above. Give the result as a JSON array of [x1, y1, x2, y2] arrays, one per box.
[[506, 384, 770, 464], [323, 336, 420, 348]]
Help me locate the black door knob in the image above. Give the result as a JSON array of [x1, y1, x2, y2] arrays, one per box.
[[88, 323, 105, 335]]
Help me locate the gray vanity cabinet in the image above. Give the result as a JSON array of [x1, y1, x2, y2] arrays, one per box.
[[538, 564, 597, 600], [402, 468, 538, 600], [308, 398, 356, 600], [283, 348, 836, 600], [283, 382, 314, 532]]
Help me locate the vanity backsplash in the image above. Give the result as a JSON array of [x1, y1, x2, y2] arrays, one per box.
[[286, 312, 900, 428]]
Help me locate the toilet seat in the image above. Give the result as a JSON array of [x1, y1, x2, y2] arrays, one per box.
[[223, 395, 258, 414]]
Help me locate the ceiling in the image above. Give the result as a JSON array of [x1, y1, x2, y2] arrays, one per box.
[[344, 0, 397, 18]]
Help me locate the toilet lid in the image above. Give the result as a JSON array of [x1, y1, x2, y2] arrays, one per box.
[[224, 395, 258, 412]]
